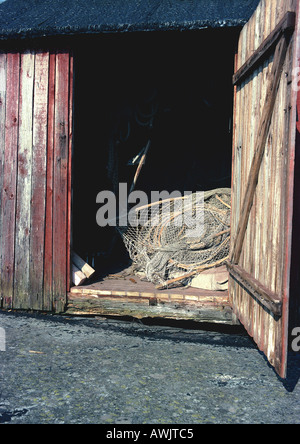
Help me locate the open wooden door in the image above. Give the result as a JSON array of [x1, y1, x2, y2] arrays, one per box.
[[229, 0, 300, 379]]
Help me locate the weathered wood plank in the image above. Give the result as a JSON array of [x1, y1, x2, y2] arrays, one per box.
[[256, 0, 270, 352], [1, 52, 20, 309], [289, 0, 300, 336], [66, 293, 237, 325], [0, 51, 7, 308], [72, 264, 87, 286], [227, 263, 282, 316], [238, 26, 249, 328], [233, 11, 295, 85], [67, 52, 74, 294], [245, 9, 261, 338], [276, 0, 300, 376], [70, 287, 230, 305], [14, 51, 35, 309], [70, 274, 230, 302], [43, 51, 56, 311], [53, 51, 70, 313], [72, 251, 95, 279], [242, 17, 253, 327], [259, 4, 274, 360], [29, 52, 49, 310]]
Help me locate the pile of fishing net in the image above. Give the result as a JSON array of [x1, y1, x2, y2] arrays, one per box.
[[118, 188, 231, 289]]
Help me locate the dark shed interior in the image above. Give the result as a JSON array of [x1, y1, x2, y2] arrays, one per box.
[[72, 29, 239, 276]]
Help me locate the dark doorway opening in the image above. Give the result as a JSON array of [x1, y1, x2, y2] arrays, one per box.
[[72, 28, 238, 282]]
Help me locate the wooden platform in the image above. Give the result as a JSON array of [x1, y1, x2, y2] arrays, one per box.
[[67, 273, 236, 324]]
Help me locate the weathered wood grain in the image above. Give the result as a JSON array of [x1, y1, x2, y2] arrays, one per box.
[[1, 52, 20, 309], [29, 52, 49, 310], [70, 275, 230, 304], [229, 0, 299, 378], [67, 52, 74, 294], [14, 51, 35, 309], [72, 251, 95, 279], [43, 51, 56, 312], [231, 33, 290, 266], [0, 49, 72, 313], [67, 282, 236, 324], [233, 12, 295, 85], [72, 264, 87, 286], [53, 51, 71, 313], [0, 52, 7, 308], [227, 263, 282, 316]]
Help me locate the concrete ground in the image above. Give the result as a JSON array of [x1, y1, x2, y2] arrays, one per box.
[[0, 310, 299, 424]]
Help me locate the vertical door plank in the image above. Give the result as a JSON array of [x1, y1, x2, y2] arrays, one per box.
[[14, 51, 35, 309], [43, 51, 56, 311], [1, 53, 20, 309], [0, 52, 7, 307], [67, 52, 74, 294], [29, 52, 49, 310], [53, 51, 70, 313], [278, 0, 300, 376]]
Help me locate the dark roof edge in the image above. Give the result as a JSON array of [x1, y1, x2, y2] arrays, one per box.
[[0, 19, 246, 41]]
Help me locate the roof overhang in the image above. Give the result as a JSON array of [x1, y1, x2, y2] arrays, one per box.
[[0, 0, 260, 40]]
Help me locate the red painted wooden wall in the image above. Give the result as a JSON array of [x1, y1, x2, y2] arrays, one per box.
[[0, 49, 73, 312]]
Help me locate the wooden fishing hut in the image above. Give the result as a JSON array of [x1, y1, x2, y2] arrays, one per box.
[[0, 0, 300, 378]]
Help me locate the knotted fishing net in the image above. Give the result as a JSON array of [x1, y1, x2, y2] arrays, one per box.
[[118, 188, 231, 289]]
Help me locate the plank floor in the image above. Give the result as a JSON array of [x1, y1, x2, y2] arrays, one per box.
[[70, 272, 229, 304], [68, 266, 233, 323]]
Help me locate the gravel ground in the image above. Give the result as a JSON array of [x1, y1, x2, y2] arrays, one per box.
[[0, 311, 299, 424]]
